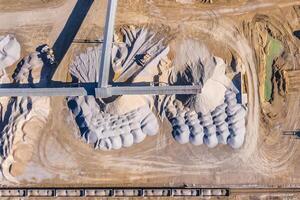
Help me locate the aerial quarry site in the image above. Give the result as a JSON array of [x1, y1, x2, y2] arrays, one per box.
[[0, 0, 299, 199]]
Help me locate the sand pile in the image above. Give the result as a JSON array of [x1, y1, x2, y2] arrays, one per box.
[[68, 27, 168, 150], [165, 40, 247, 148], [166, 90, 247, 148], [70, 27, 169, 84], [170, 39, 216, 86], [0, 35, 20, 70], [13, 52, 44, 83], [68, 96, 158, 150], [0, 40, 52, 183], [112, 27, 169, 83]]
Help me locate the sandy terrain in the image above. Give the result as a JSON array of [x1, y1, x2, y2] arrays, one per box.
[[0, 0, 65, 12], [0, 0, 299, 198]]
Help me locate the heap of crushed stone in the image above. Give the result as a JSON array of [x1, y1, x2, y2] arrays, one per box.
[[0, 35, 20, 70], [164, 39, 247, 148], [69, 30, 247, 150], [0, 39, 52, 183], [68, 27, 168, 150]]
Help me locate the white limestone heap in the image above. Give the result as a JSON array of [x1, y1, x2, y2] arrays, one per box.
[[68, 96, 158, 150], [68, 27, 168, 150], [225, 90, 247, 149], [186, 110, 204, 146], [70, 27, 169, 84], [166, 89, 247, 149], [212, 103, 230, 144], [69, 33, 247, 150], [0, 46, 52, 183], [164, 39, 247, 149], [201, 112, 218, 148], [0, 35, 21, 69], [112, 27, 169, 82]]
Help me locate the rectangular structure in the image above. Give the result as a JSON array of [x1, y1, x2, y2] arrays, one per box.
[[98, 0, 118, 88], [0, 88, 88, 97]]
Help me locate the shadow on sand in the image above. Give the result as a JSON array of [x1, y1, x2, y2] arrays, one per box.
[[41, 0, 94, 83]]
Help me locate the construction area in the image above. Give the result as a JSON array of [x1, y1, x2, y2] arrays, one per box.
[[0, 0, 299, 199]]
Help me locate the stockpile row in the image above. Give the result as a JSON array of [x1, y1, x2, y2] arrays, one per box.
[[167, 90, 247, 149], [68, 27, 166, 151], [68, 96, 159, 151]]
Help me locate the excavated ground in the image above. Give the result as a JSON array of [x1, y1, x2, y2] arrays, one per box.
[[0, 0, 299, 194], [0, 0, 65, 11]]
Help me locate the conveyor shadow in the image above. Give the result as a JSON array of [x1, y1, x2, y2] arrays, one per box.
[[293, 30, 300, 39], [41, 0, 94, 83]]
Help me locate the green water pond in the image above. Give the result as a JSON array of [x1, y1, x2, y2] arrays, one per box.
[[264, 36, 283, 102]]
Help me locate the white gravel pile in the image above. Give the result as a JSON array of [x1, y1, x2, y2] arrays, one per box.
[[166, 90, 247, 149], [68, 27, 168, 150], [68, 96, 158, 150], [0, 44, 52, 183], [165, 40, 247, 149]]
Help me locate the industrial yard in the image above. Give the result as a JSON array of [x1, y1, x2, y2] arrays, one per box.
[[0, 0, 299, 199]]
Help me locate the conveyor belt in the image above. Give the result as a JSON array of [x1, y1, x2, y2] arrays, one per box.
[[0, 87, 88, 97], [0, 85, 201, 97]]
